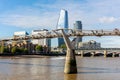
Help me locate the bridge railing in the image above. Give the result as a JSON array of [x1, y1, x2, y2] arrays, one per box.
[[1, 28, 120, 41]]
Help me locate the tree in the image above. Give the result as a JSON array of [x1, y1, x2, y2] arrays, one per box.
[[0, 46, 5, 53], [4, 47, 9, 53], [0, 46, 9, 53], [11, 47, 17, 54], [60, 44, 67, 49], [18, 48, 24, 54], [24, 48, 28, 54], [0, 46, 1, 53], [35, 45, 43, 53]]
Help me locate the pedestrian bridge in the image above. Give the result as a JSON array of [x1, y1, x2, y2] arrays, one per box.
[[0, 28, 120, 41]]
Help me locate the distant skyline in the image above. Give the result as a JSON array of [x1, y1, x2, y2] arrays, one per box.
[[0, 0, 120, 47]]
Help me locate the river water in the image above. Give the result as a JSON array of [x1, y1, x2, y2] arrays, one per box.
[[0, 56, 120, 80]]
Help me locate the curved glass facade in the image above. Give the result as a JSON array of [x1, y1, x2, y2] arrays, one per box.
[[57, 9, 68, 30], [52, 9, 69, 47], [57, 9, 69, 47]]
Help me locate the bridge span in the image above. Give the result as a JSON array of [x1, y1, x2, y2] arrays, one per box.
[[0, 28, 120, 41], [75, 48, 120, 57]]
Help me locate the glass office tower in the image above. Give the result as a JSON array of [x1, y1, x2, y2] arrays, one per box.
[[57, 9, 68, 47], [74, 21, 82, 48]]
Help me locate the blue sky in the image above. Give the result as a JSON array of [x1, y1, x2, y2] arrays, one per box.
[[0, 0, 120, 47]]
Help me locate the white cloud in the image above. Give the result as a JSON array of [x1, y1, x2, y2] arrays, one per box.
[[99, 16, 118, 23], [0, 14, 58, 29], [0, 0, 120, 29], [0, 2, 85, 29]]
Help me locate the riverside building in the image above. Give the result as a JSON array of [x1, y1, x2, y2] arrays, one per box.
[[78, 40, 101, 49], [12, 31, 29, 46], [31, 29, 51, 47]]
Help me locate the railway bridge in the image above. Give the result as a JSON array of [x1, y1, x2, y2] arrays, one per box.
[[75, 48, 120, 57]]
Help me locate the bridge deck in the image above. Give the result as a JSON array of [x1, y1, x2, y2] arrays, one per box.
[[0, 29, 120, 41]]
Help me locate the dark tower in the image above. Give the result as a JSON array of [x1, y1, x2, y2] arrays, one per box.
[[74, 21, 82, 48]]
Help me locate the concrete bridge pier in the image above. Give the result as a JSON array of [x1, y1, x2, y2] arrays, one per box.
[[112, 53, 115, 57], [104, 50, 107, 57], [112, 52, 115, 57], [80, 50, 84, 57], [61, 29, 77, 74], [91, 51, 95, 57]]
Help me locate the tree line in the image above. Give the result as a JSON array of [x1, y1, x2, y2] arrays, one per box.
[[0, 45, 44, 55]]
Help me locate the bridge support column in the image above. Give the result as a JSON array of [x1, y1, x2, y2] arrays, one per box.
[[91, 52, 95, 57], [112, 52, 115, 57], [104, 50, 107, 57], [80, 50, 84, 57], [61, 29, 77, 74]]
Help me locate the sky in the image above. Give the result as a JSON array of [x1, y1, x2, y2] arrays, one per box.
[[0, 0, 120, 47]]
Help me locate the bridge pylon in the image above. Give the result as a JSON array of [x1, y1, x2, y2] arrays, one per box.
[[80, 50, 84, 57], [61, 29, 77, 74], [104, 50, 107, 57]]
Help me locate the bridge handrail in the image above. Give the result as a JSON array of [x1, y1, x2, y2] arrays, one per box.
[[0, 28, 120, 41]]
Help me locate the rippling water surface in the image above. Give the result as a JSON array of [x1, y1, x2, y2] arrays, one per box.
[[0, 56, 120, 80]]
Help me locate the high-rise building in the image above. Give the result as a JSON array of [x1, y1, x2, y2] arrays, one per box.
[[57, 9, 69, 47], [57, 9, 68, 30], [73, 21, 82, 49], [31, 29, 51, 47]]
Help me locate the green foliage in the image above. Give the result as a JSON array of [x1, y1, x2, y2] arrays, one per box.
[[0, 46, 9, 53], [60, 44, 66, 49], [11, 47, 29, 54], [4, 47, 9, 53], [24, 48, 28, 54], [0, 46, 5, 53], [11, 47, 17, 54], [0, 46, 1, 53], [18, 48, 24, 53], [35, 45, 43, 52]]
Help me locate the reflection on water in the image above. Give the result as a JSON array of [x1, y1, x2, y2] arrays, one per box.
[[0, 56, 120, 80], [64, 74, 77, 80]]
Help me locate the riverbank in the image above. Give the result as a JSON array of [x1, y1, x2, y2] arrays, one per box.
[[0, 53, 66, 59]]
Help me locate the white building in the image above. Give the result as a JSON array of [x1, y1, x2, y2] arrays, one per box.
[[78, 40, 101, 49], [31, 29, 51, 47], [14, 31, 29, 37]]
